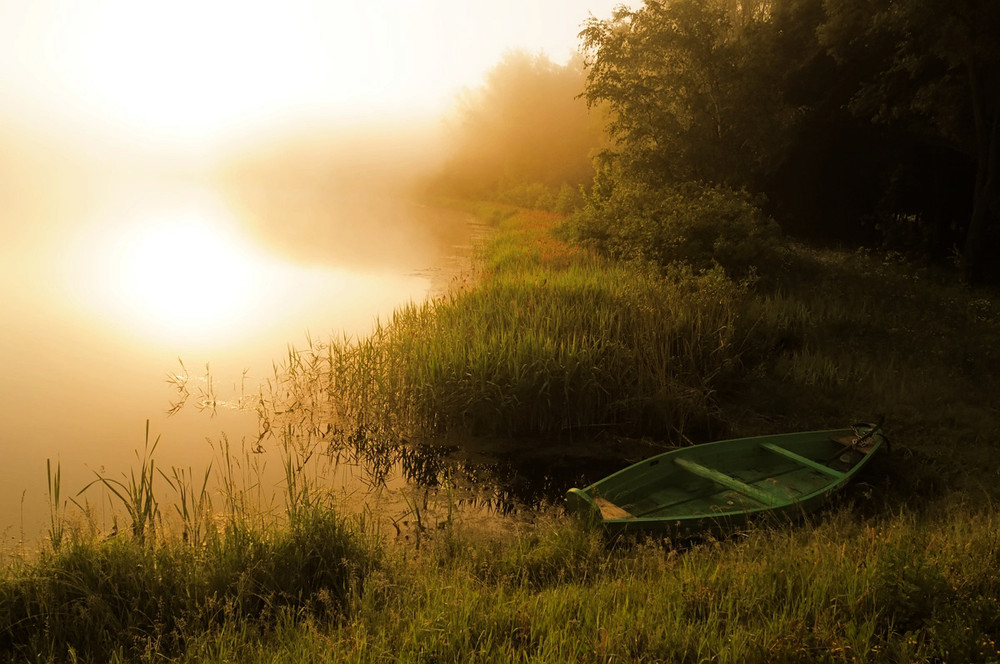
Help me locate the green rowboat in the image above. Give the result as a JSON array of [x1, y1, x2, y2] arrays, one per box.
[[566, 424, 886, 536]]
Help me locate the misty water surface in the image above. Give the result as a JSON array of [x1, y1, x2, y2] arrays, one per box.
[[0, 171, 483, 546]]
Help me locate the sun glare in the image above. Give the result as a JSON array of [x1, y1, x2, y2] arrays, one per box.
[[76, 208, 268, 344], [61, 187, 433, 350], [112, 220, 256, 326]]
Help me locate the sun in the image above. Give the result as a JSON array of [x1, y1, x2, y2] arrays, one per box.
[[113, 220, 257, 326], [77, 203, 267, 344]]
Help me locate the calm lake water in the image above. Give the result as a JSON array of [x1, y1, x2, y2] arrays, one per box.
[[0, 173, 485, 546]]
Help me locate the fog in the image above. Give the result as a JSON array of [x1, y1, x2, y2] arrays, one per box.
[[0, 120, 483, 543], [0, 0, 634, 542]]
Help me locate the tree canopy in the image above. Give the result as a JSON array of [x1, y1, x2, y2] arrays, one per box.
[[576, 0, 1000, 281]]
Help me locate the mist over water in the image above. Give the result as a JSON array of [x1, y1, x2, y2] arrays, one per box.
[[0, 126, 483, 545], [0, 0, 634, 546]]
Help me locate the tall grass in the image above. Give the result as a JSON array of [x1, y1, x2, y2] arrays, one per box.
[[258, 209, 750, 467], [45, 459, 64, 551], [165, 501, 1000, 664], [727, 245, 1000, 464], [2, 421, 382, 663], [0, 506, 380, 663]]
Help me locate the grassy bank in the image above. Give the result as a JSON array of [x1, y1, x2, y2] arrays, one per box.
[[176, 502, 1000, 664], [3, 203, 999, 662], [5, 501, 999, 663], [260, 206, 752, 464]]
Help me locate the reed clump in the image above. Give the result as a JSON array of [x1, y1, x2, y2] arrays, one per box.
[[1, 421, 382, 663], [260, 208, 750, 460], [0, 504, 380, 663]]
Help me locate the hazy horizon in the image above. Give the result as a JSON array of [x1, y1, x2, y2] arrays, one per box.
[[0, 0, 633, 165]]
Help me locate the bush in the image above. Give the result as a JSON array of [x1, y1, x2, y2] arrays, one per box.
[[0, 507, 379, 662], [568, 176, 782, 276], [492, 180, 585, 213]]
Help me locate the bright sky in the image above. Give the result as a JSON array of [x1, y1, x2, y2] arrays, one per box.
[[0, 0, 629, 155]]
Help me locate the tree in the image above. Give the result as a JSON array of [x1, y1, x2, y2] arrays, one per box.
[[820, 0, 1000, 282], [431, 50, 606, 206], [579, 0, 789, 189]]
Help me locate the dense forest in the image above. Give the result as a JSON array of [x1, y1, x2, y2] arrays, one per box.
[[433, 0, 1000, 284]]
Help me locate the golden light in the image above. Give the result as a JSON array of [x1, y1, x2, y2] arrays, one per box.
[[0, 0, 630, 154], [104, 218, 256, 327], [75, 1, 323, 144], [59, 187, 433, 349], [72, 200, 269, 344]]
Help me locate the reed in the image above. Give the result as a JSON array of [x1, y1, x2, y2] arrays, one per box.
[[257, 209, 750, 466], [3, 422, 382, 662], [45, 459, 64, 551], [165, 464, 213, 547], [0, 506, 381, 663], [77, 421, 164, 543]]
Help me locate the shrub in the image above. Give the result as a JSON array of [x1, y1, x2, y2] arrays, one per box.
[[569, 176, 782, 276]]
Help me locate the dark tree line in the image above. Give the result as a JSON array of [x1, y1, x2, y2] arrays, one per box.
[[579, 0, 1000, 282]]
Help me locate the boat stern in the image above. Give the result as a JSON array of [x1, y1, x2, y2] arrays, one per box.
[[565, 487, 602, 525]]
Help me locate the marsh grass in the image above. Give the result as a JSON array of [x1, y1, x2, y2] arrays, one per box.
[[165, 464, 213, 547], [258, 208, 750, 467], [45, 460, 64, 551], [77, 421, 164, 543], [0, 506, 381, 663], [2, 424, 383, 663], [159, 501, 1000, 664]]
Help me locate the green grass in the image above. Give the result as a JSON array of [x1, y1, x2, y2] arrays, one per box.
[[6, 498, 1000, 663], [0, 506, 380, 663], [161, 502, 1000, 663], [728, 245, 1000, 484]]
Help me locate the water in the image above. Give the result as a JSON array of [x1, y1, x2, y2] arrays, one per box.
[[0, 172, 486, 546]]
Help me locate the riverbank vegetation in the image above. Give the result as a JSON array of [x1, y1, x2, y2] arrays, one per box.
[[427, 51, 604, 212], [4, 204, 999, 662]]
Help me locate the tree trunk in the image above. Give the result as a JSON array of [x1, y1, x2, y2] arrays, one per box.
[[964, 186, 992, 284], [962, 64, 999, 284]]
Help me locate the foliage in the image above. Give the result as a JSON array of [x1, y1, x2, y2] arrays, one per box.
[[580, 0, 786, 189], [429, 50, 606, 206], [576, 0, 1000, 280], [818, 0, 1000, 282], [258, 209, 749, 454], [0, 504, 378, 663], [495, 181, 585, 214], [74, 502, 1000, 664], [568, 173, 782, 276]]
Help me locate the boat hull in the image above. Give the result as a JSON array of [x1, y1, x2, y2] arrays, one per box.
[[566, 426, 885, 537]]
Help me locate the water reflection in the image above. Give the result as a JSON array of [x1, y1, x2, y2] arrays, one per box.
[[58, 182, 433, 351], [0, 176, 484, 546]]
